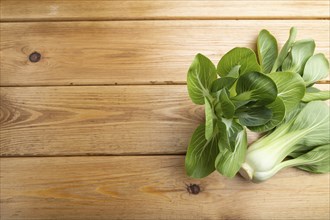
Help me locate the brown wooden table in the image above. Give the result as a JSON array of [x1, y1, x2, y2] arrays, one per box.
[[1, 1, 329, 219]]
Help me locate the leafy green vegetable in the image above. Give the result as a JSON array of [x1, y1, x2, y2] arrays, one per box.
[[294, 144, 330, 173], [211, 77, 237, 93], [303, 54, 329, 86], [216, 121, 247, 178], [233, 71, 277, 106], [185, 27, 330, 182], [282, 39, 315, 75], [217, 119, 245, 153], [187, 53, 217, 104], [227, 65, 241, 78], [217, 89, 235, 118], [302, 90, 330, 102], [290, 102, 329, 147], [248, 97, 285, 132], [204, 97, 214, 140], [301, 86, 330, 103], [236, 106, 272, 126], [269, 71, 305, 113], [217, 47, 261, 77], [241, 101, 330, 182], [271, 27, 297, 72], [185, 125, 219, 178], [243, 144, 329, 182], [217, 120, 231, 152], [257, 29, 278, 73]]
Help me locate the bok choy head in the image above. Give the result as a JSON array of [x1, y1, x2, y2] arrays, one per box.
[[185, 27, 329, 182], [240, 101, 330, 182]]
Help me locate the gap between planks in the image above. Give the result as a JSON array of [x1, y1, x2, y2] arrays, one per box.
[[0, 81, 329, 88], [0, 153, 186, 158], [1, 17, 330, 23]]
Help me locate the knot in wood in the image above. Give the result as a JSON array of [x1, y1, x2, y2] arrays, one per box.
[[29, 52, 41, 63], [186, 183, 200, 195]]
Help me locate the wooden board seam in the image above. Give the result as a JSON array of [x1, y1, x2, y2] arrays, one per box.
[[0, 81, 328, 88], [0, 153, 187, 158], [1, 17, 330, 22]]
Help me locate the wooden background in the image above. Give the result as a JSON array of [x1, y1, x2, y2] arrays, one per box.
[[0, 1, 329, 219]]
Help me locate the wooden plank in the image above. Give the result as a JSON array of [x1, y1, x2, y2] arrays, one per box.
[[1, 20, 329, 86], [1, 0, 329, 21], [1, 156, 329, 219], [1, 84, 328, 156], [0, 85, 203, 156]]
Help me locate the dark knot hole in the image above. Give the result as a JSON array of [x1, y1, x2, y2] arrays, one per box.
[[29, 52, 41, 63]]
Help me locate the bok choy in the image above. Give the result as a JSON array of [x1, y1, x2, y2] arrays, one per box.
[[185, 27, 330, 182], [240, 101, 329, 182]]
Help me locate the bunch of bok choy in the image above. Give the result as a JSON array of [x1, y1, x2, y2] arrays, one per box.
[[185, 27, 330, 182]]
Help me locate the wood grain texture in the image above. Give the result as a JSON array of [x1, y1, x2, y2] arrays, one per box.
[[1, 156, 329, 220], [0, 85, 203, 156], [1, 1, 329, 219], [1, 20, 329, 86], [1, 0, 329, 21], [1, 84, 328, 156]]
